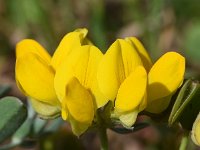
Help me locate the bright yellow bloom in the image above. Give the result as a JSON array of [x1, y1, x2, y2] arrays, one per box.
[[15, 28, 106, 135], [192, 112, 200, 146], [97, 39, 147, 127], [54, 45, 107, 135], [15, 28, 89, 118], [97, 37, 185, 126], [125, 37, 185, 114], [146, 52, 185, 113], [125, 37, 152, 72]]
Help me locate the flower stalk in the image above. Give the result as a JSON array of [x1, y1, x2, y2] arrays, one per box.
[[99, 127, 108, 150], [179, 131, 189, 150]]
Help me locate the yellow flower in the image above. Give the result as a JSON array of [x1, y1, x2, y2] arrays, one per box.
[[97, 37, 185, 126], [192, 112, 200, 146], [15, 28, 89, 118], [54, 44, 107, 135], [97, 39, 147, 127], [125, 37, 185, 114]]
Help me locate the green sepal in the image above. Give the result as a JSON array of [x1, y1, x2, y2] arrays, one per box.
[[168, 79, 200, 130]]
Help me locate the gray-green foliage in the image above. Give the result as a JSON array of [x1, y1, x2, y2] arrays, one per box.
[[0, 96, 27, 143]]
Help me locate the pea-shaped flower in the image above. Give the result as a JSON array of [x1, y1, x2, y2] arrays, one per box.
[[54, 44, 107, 136], [125, 37, 185, 114], [15, 28, 89, 118], [97, 39, 147, 127], [97, 37, 185, 127]]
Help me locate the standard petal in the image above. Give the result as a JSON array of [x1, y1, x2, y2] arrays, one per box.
[[51, 28, 88, 70], [148, 52, 185, 103], [16, 39, 51, 64], [115, 66, 147, 113], [64, 77, 94, 124], [97, 39, 142, 101], [54, 45, 107, 108], [125, 37, 152, 72], [16, 53, 58, 105]]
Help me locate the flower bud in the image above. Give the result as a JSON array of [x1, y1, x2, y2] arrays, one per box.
[[191, 112, 200, 146]]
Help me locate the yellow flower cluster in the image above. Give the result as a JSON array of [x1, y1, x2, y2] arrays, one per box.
[[15, 28, 185, 135]]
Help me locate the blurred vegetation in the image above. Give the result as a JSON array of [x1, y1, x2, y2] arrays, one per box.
[[0, 0, 200, 78], [0, 0, 200, 149]]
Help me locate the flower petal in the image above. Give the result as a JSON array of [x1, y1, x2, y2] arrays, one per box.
[[61, 101, 69, 120], [82, 38, 93, 45], [61, 75, 93, 137], [30, 98, 60, 119], [97, 39, 142, 101], [119, 110, 139, 127], [148, 52, 185, 102], [138, 92, 147, 111], [125, 37, 152, 72], [64, 77, 94, 124], [69, 116, 91, 136], [16, 39, 51, 63], [54, 45, 107, 108], [145, 95, 172, 113], [51, 28, 88, 70], [74, 28, 88, 37], [115, 66, 147, 113], [16, 53, 58, 105]]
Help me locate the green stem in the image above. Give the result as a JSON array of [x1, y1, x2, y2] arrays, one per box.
[[179, 131, 189, 150], [99, 127, 108, 150]]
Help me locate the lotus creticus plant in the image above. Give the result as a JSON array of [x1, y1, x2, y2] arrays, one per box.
[[15, 28, 185, 137]]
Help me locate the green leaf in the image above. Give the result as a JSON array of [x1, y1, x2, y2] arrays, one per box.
[[168, 79, 192, 126], [179, 84, 200, 130], [0, 101, 35, 149], [0, 119, 32, 150], [0, 96, 27, 143], [12, 118, 32, 143], [168, 79, 200, 129]]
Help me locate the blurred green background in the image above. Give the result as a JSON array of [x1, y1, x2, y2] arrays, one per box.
[[1, 0, 200, 78], [0, 0, 200, 149]]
